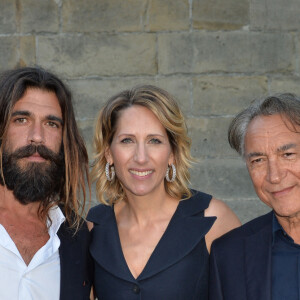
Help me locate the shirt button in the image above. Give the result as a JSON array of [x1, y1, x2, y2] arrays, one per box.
[[132, 285, 140, 294]]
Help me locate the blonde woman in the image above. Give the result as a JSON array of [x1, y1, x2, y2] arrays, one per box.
[[87, 85, 240, 300]]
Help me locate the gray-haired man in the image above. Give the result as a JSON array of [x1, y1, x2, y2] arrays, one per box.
[[209, 94, 300, 300]]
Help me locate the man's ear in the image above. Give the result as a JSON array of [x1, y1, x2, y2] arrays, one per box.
[[105, 147, 113, 164]]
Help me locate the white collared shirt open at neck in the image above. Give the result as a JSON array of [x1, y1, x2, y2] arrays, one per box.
[[0, 206, 65, 300]]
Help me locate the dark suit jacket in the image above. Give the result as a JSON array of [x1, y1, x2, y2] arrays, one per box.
[[58, 220, 93, 300], [209, 212, 272, 300]]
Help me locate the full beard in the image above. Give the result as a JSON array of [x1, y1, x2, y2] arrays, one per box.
[[0, 144, 65, 205]]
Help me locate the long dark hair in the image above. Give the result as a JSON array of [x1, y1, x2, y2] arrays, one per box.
[[0, 66, 90, 229]]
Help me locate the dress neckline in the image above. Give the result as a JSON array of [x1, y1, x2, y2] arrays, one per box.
[[88, 190, 216, 283], [111, 200, 181, 280]]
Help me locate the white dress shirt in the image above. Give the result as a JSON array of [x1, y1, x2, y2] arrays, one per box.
[[0, 206, 65, 300]]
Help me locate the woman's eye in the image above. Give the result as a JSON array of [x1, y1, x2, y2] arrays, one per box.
[[121, 138, 133, 144], [149, 138, 162, 144]]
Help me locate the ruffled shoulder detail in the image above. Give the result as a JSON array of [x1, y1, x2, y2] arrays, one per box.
[[87, 204, 113, 225]]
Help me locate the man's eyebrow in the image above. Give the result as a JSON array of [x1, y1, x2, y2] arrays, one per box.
[[277, 143, 297, 152], [147, 134, 166, 138], [11, 110, 30, 117], [47, 115, 63, 126], [246, 144, 298, 159], [246, 152, 265, 159], [11, 111, 63, 125]]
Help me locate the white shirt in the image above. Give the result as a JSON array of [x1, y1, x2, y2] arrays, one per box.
[[0, 206, 65, 300]]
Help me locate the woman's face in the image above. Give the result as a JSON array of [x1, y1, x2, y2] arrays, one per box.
[[106, 105, 174, 199]]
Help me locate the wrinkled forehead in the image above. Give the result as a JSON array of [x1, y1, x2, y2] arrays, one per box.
[[13, 88, 62, 116], [244, 114, 300, 154]]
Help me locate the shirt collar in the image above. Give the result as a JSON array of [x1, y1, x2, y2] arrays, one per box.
[[272, 211, 282, 233], [272, 211, 294, 246], [47, 206, 65, 237]]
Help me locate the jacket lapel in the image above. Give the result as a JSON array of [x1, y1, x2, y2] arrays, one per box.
[[139, 191, 216, 280], [138, 213, 215, 280], [58, 221, 77, 300], [57, 222, 82, 300], [244, 214, 272, 300], [89, 208, 137, 283]]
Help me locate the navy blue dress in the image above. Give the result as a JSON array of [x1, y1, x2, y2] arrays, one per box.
[[87, 190, 216, 300]]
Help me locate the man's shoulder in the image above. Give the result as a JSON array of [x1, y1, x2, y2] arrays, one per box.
[[57, 205, 90, 241], [212, 211, 272, 248], [58, 216, 90, 241]]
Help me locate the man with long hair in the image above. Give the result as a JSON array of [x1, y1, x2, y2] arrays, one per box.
[[0, 67, 92, 299]]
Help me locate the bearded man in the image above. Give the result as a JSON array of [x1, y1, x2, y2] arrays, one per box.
[[0, 67, 92, 300]]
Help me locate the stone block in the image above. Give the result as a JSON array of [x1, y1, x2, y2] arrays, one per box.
[[187, 117, 237, 158], [269, 77, 300, 96], [68, 76, 191, 123], [37, 34, 157, 77], [250, 0, 300, 30], [225, 199, 271, 224], [193, 0, 249, 30], [69, 80, 113, 121], [0, 37, 19, 71], [158, 31, 294, 74], [145, 0, 189, 31], [19, 36, 36, 67], [62, 0, 145, 32], [154, 77, 191, 116], [68, 77, 158, 120], [192, 76, 267, 116], [0, 0, 17, 33], [0, 36, 35, 70], [189, 158, 256, 200], [20, 0, 59, 33]]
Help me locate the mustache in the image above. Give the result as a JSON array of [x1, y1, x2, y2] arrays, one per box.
[[11, 144, 63, 164]]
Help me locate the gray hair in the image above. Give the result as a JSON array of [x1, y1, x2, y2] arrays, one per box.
[[228, 93, 300, 157]]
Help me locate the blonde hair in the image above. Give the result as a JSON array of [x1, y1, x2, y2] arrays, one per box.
[[92, 85, 194, 205]]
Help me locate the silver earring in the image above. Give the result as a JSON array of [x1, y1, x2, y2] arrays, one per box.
[[105, 162, 115, 181], [165, 164, 176, 182]]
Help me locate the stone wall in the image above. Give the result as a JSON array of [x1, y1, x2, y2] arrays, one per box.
[[1, 0, 299, 223]]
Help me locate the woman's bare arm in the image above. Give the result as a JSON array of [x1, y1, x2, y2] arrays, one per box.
[[205, 198, 241, 253]]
